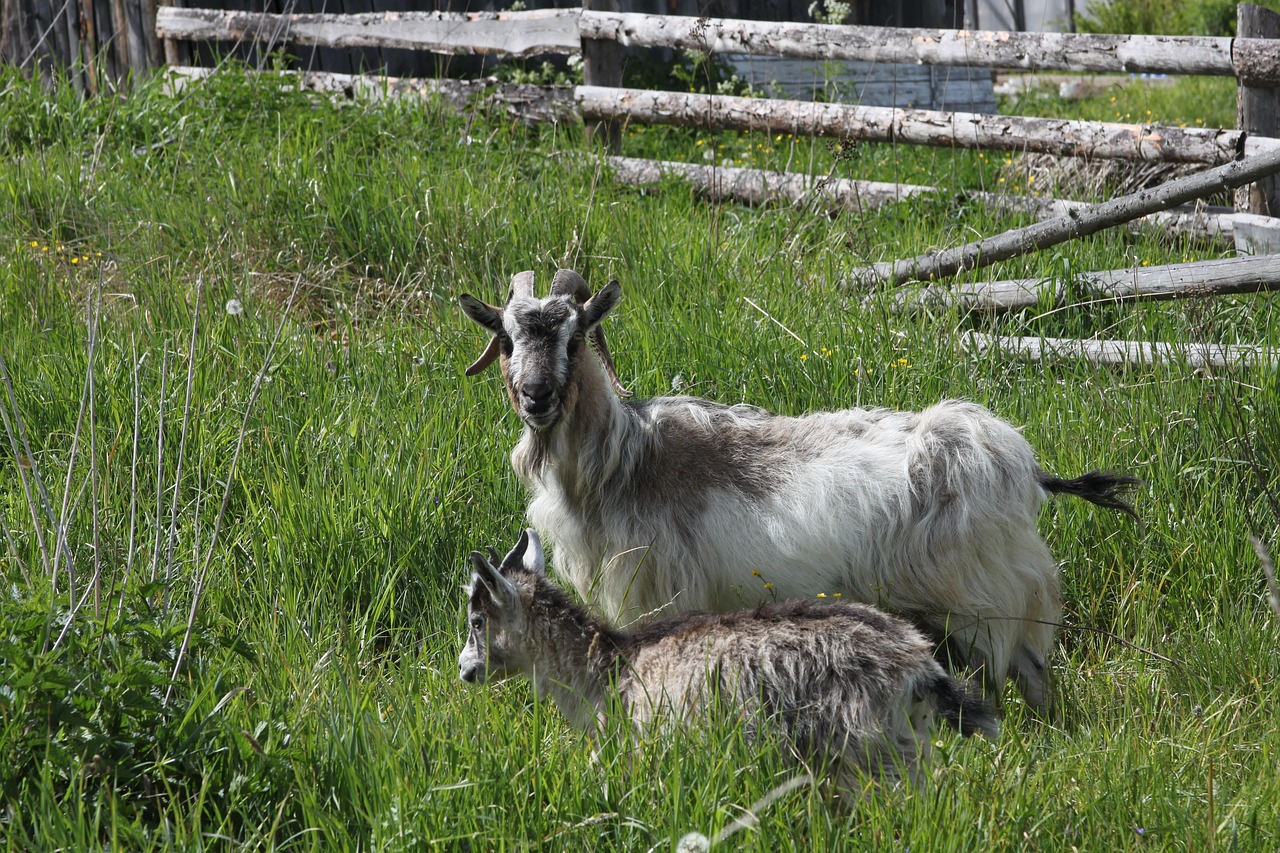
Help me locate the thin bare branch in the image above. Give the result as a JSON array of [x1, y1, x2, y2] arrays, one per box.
[[162, 275, 204, 614]]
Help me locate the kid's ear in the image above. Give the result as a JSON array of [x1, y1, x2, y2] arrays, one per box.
[[499, 529, 529, 573], [470, 550, 519, 613]]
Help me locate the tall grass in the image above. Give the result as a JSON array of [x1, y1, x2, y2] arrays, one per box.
[[1, 63, 1278, 849]]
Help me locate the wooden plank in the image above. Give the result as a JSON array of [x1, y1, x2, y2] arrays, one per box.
[[720, 55, 996, 112], [1232, 212, 1280, 256], [964, 331, 1280, 369], [577, 86, 1263, 165], [579, 11, 1280, 85], [155, 7, 581, 57], [889, 254, 1280, 313], [847, 143, 1280, 287]]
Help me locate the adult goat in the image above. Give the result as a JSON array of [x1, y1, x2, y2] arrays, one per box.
[[459, 528, 1000, 787], [459, 269, 1138, 710]]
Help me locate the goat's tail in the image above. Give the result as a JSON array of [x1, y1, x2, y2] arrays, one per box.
[[925, 673, 1001, 740], [1039, 470, 1143, 520]]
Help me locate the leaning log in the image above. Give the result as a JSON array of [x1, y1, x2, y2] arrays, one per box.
[[605, 155, 1238, 239], [847, 143, 1280, 288], [964, 331, 1279, 369], [576, 87, 1264, 165], [155, 7, 581, 57], [580, 12, 1280, 85], [888, 254, 1280, 313]]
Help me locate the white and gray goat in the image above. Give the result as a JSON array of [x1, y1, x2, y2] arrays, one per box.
[[459, 269, 1138, 710], [458, 528, 1000, 786]]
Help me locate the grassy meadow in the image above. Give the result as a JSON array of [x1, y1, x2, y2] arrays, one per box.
[[1, 63, 1279, 849]]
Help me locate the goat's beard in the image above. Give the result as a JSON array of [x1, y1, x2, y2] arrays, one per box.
[[519, 421, 561, 474]]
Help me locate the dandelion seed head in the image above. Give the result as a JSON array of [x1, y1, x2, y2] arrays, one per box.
[[677, 832, 711, 853]]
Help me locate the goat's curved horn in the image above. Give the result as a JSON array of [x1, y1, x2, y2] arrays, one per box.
[[464, 336, 502, 377], [591, 328, 632, 398], [508, 270, 536, 301], [549, 268, 591, 303]]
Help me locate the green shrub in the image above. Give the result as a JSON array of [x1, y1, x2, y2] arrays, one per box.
[[0, 575, 268, 829], [1076, 0, 1280, 36]]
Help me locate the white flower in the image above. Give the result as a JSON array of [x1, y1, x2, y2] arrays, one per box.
[[225, 298, 244, 316], [676, 833, 710, 853]]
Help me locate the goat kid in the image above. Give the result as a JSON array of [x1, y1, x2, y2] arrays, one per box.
[[458, 528, 1000, 787], [459, 269, 1139, 711]]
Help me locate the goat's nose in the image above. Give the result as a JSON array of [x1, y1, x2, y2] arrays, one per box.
[[520, 379, 554, 411], [460, 665, 478, 683]]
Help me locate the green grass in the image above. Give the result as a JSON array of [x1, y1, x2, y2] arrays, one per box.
[[2, 63, 1279, 850]]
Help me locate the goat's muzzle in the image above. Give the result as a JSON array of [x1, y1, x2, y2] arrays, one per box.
[[517, 378, 561, 431]]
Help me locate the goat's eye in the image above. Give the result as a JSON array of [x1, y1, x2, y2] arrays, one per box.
[[469, 614, 485, 631], [498, 335, 513, 355]]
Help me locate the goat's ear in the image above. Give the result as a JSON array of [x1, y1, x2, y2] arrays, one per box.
[[459, 293, 504, 334], [582, 279, 622, 331], [521, 529, 546, 576], [470, 550, 520, 613]]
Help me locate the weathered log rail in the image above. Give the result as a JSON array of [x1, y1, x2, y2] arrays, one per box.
[[891, 255, 1280, 314], [154, 8, 1280, 86], [155, 8, 581, 58], [578, 86, 1267, 166], [965, 331, 1280, 369], [606, 155, 1242, 240], [579, 12, 1280, 86]]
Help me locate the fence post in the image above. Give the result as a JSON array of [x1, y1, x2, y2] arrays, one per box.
[[1236, 3, 1280, 216], [580, 0, 622, 151], [159, 0, 187, 67]]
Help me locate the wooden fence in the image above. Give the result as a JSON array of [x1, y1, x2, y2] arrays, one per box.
[[155, 7, 1280, 201], [14, 1, 1280, 364]]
